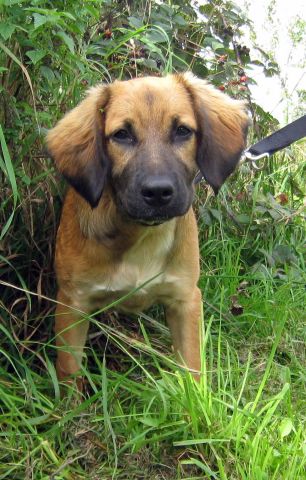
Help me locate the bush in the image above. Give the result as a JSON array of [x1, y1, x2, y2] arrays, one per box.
[[0, 1, 305, 479]]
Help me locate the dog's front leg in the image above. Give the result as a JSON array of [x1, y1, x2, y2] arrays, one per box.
[[55, 290, 89, 384], [165, 287, 202, 378]]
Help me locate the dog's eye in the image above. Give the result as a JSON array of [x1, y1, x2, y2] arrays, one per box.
[[175, 125, 193, 140], [112, 129, 134, 144]]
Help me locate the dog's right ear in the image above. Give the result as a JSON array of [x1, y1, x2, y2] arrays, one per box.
[[46, 85, 110, 208]]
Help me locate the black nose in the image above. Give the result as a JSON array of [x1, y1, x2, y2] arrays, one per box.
[[141, 177, 174, 207]]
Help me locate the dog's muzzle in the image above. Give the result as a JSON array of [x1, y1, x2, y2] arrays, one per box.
[[113, 168, 195, 225], [140, 177, 174, 208]]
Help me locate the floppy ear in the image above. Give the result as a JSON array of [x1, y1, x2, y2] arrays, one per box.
[[181, 72, 249, 193], [46, 85, 110, 207]]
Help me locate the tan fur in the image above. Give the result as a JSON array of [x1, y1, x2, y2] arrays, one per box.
[[47, 73, 248, 384], [47, 86, 108, 177]]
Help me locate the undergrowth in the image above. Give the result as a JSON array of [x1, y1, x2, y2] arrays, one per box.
[[0, 144, 305, 479], [0, 1, 305, 479]]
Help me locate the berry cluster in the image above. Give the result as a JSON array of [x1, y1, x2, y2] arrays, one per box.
[[218, 69, 248, 92]]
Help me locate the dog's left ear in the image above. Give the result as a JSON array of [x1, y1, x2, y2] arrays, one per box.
[[46, 85, 110, 208], [181, 72, 250, 193]]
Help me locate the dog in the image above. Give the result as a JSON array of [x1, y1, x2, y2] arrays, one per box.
[[47, 72, 249, 383]]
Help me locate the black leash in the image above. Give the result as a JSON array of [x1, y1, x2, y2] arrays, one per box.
[[243, 113, 306, 169], [194, 114, 306, 182]]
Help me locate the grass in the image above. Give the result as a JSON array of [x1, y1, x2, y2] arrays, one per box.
[[0, 131, 305, 479], [1, 1, 305, 476]]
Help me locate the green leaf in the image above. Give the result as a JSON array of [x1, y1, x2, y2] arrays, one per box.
[[251, 59, 265, 67], [235, 213, 251, 224], [1, 0, 22, 5], [268, 208, 282, 220], [40, 66, 55, 82], [279, 418, 294, 439], [21, 174, 31, 186], [272, 245, 298, 265], [0, 124, 18, 239], [251, 263, 272, 279], [199, 4, 214, 16], [0, 23, 16, 40], [139, 416, 161, 427], [27, 7, 75, 22], [141, 37, 164, 57], [136, 58, 158, 70], [128, 16, 143, 29], [211, 40, 224, 51], [33, 13, 48, 30], [26, 49, 47, 65], [174, 438, 230, 446], [145, 30, 168, 44], [253, 467, 269, 480], [199, 206, 212, 226], [56, 30, 75, 53], [58, 11, 76, 21], [259, 248, 275, 267], [255, 205, 268, 214], [181, 458, 218, 479], [160, 4, 174, 16], [209, 208, 222, 221], [203, 37, 215, 48], [173, 14, 186, 26], [0, 40, 36, 111], [224, 62, 235, 77], [84, 5, 100, 18]]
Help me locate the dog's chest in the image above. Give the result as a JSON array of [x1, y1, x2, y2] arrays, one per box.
[[100, 233, 172, 291], [76, 222, 178, 310]]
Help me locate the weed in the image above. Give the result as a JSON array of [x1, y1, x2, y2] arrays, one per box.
[[0, 1, 305, 478]]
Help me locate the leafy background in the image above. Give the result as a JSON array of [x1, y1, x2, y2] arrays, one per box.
[[0, 1, 305, 479]]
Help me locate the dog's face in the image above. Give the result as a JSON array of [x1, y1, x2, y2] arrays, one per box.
[[106, 76, 198, 224], [47, 73, 249, 224]]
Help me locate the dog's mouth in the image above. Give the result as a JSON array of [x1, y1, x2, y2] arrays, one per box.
[[136, 218, 168, 226], [126, 211, 171, 226], [114, 194, 173, 226]]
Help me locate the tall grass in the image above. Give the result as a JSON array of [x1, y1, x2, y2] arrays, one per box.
[[1, 1, 305, 478], [0, 143, 305, 478]]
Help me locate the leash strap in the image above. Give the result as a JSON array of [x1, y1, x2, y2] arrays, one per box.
[[194, 114, 306, 182], [246, 114, 306, 157]]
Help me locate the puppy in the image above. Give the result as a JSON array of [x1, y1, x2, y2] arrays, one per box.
[[47, 72, 248, 382]]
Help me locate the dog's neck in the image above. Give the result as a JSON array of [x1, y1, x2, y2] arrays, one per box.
[[75, 188, 176, 253]]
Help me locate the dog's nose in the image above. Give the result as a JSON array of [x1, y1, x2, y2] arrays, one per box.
[[141, 177, 174, 207]]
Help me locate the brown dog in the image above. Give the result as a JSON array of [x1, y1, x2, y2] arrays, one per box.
[[47, 72, 248, 383]]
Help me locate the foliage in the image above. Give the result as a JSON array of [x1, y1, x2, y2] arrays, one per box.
[[0, 0, 274, 315], [0, 0, 305, 479]]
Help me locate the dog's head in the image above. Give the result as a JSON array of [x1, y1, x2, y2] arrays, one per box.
[[47, 73, 249, 225]]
